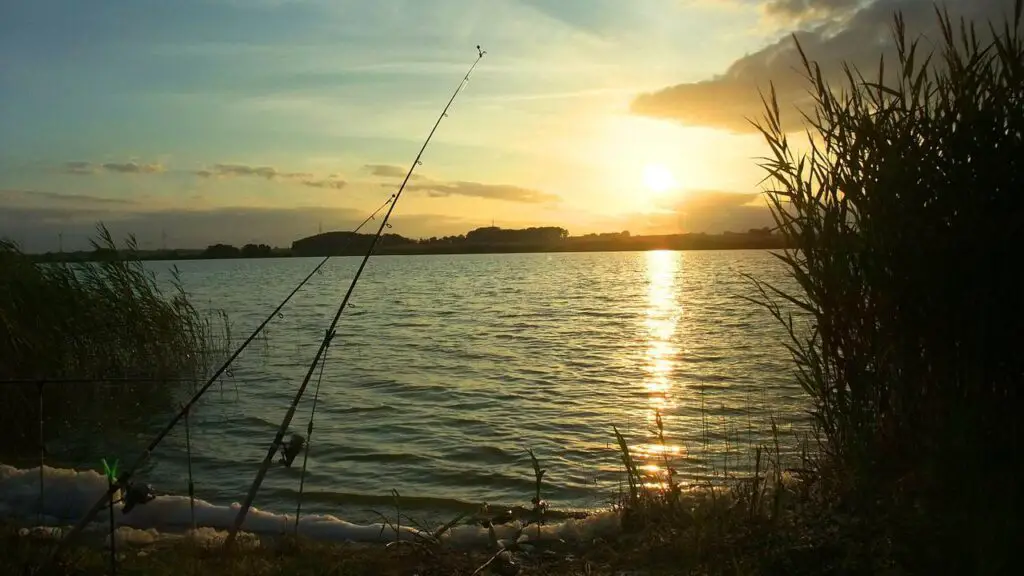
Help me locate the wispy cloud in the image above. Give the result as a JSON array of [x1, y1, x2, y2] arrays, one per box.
[[63, 161, 95, 175], [364, 164, 556, 204], [62, 161, 164, 175], [584, 189, 776, 235], [406, 180, 560, 204], [465, 86, 638, 104], [57, 158, 350, 190], [1, 189, 136, 207], [363, 163, 421, 180], [102, 162, 165, 174], [300, 177, 347, 190], [195, 163, 312, 180], [194, 163, 347, 190]]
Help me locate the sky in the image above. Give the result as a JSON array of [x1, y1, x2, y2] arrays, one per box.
[[0, 0, 1012, 251]]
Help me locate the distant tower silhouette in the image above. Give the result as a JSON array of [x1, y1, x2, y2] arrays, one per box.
[[318, 220, 323, 234]]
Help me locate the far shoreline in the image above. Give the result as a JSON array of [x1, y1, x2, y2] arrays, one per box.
[[26, 230, 789, 264]]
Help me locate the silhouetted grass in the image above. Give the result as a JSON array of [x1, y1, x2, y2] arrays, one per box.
[[598, 2, 1024, 573], [745, 1, 1024, 573], [0, 224, 230, 454]]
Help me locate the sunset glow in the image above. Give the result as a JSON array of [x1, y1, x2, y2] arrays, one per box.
[[1, 0, 951, 250]]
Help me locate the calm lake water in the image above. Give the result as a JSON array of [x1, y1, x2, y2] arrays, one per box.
[[33, 250, 809, 523]]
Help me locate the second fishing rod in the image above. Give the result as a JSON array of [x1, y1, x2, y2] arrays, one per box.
[[223, 45, 488, 546]]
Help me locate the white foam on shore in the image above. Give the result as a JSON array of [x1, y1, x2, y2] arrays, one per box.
[[1, 464, 620, 549]]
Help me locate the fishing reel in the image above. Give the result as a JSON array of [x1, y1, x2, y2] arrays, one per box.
[[277, 433, 306, 468], [102, 479, 156, 514], [121, 481, 156, 514]]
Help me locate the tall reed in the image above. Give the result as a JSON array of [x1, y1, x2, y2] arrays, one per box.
[[0, 224, 229, 453], [750, 2, 1023, 572]]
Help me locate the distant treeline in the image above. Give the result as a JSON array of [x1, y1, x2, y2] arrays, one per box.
[[289, 225, 785, 256], [29, 243, 293, 263], [25, 226, 786, 262], [201, 243, 283, 259]]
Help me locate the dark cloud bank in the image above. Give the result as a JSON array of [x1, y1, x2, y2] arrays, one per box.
[[0, 190, 475, 252], [1, 157, 569, 251]]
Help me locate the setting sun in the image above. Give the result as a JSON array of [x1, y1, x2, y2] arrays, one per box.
[[642, 163, 678, 194]]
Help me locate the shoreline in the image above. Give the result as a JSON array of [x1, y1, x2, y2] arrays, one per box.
[[0, 462, 620, 549], [27, 240, 788, 264]]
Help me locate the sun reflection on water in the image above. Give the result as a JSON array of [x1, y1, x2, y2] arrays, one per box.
[[642, 250, 680, 403], [636, 250, 685, 488]]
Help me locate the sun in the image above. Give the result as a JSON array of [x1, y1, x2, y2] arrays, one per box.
[[642, 163, 678, 194]]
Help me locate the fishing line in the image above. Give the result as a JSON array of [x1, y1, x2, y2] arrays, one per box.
[[42, 195, 396, 567], [293, 342, 329, 532], [224, 44, 488, 546], [184, 403, 196, 531], [37, 382, 44, 525], [108, 488, 117, 576]]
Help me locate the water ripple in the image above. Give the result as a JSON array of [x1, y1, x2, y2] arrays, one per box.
[[36, 250, 809, 523]]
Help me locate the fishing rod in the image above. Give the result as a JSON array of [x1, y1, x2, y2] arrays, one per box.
[[224, 45, 488, 546], [41, 195, 396, 567]]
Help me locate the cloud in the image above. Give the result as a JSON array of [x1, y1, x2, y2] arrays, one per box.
[[668, 190, 775, 232], [365, 165, 557, 203], [197, 163, 281, 179], [63, 161, 95, 175], [190, 162, 548, 202], [763, 0, 863, 22], [300, 177, 347, 190], [365, 164, 404, 178], [406, 180, 560, 204], [1, 190, 139, 246], [0, 185, 478, 251], [101, 162, 164, 174], [280, 171, 315, 179], [1, 187, 775, 251], [663, 189, 774, 231], [1, 189, 135, 207], [195, 163, 347, 189], [631, 0, 1012, 132], [62, 160, 164, 175], [363, 163, 424, 181], [585, 190, 777, 235]]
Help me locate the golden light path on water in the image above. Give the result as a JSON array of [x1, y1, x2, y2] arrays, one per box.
[[635, 250, 686, 490]]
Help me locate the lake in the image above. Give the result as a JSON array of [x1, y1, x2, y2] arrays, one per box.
[[27, 250, 809, 524]]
